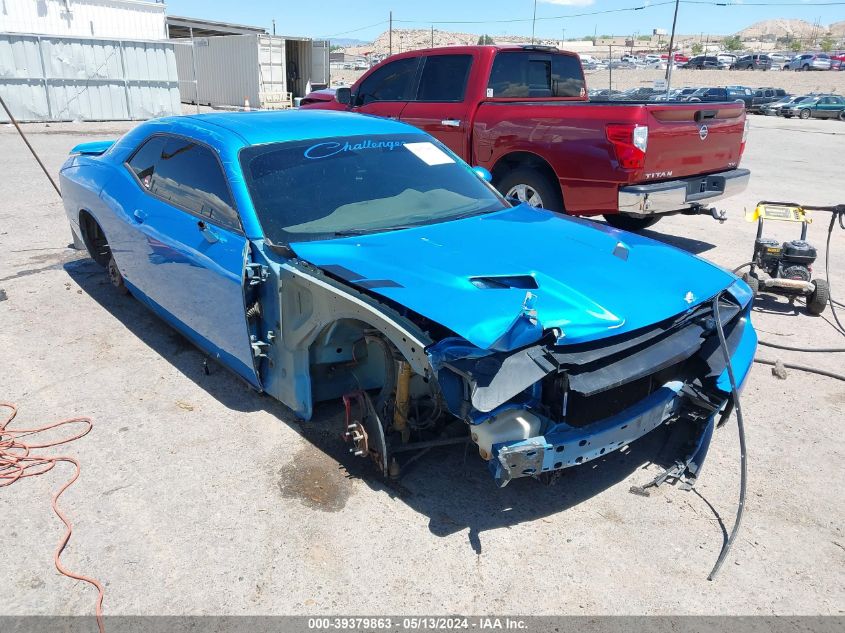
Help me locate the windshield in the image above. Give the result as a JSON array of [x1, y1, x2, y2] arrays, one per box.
[[240, 134, 507, 243]]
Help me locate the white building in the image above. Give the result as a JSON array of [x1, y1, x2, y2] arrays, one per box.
[[0, 0, 168, 40]]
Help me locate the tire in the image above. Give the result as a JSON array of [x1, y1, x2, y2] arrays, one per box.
[[741, 272, 759, 297], [497, 168, 564, 212], [603, 214, 661, 232], [799, 109, 811, 120], [838, 111, 845, 122], [806, 279, 829, 315], [802, 64, 810, 71], [107, 256, 129, 295]]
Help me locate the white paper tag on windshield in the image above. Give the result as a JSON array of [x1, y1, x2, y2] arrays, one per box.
[[404, 142, 454, 166]]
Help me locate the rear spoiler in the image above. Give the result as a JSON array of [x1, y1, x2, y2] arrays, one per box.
[[70, 140, 115, 156]]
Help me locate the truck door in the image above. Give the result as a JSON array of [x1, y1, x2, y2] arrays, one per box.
[[121, 134, 261, 388], [399, 53, 474, 157], [351, 56, 419, 120], [310, 39, 330, 88]]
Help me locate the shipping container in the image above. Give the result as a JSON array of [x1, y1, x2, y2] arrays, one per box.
[[173, 34, 330, 109], [0, 0, 167, 41], [0, 33, 180, 122]]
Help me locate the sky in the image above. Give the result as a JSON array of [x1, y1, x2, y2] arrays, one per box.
[[163, 1, 845, 41]]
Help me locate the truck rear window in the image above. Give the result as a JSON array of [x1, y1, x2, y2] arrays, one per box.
[[487, 52, 584, 98]]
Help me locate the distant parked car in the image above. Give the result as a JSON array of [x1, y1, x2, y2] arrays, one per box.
[[684, 86, 754, 108], [769, 53, 791, 65], [732, 54, 772, 70], [748, 87, 789, 113], [761, 95, 815, 116], [786, 54, 832, 71], [684, 55, 720, 69], [782, 95, 845, 120]]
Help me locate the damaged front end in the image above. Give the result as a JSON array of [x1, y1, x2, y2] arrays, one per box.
[[263, 248, 755, 487], [427, 281, 756, 486]]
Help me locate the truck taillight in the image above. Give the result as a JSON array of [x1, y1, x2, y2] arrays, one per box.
[[740, 118, 749, 156], [606, 123, 648, 170]]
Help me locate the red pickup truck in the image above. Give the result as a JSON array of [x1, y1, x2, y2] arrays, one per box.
[[303, 45, 750, 231]]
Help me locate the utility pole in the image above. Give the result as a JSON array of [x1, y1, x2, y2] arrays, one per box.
[[531, 0, 537, 44], [431, 25, 434, 48], [608, 44, 613, 92], [665, 0, 680, 90], [389, 11, 393, 56]]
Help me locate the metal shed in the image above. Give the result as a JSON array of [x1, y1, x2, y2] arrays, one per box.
[[0, 32, 180, 122], [173, 34, 330, 109]]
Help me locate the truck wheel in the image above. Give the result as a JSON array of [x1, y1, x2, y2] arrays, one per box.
[[799, 109, 811, 120], [603, 214, 661, 232], [806, 279, 829, 315], [498, 169, 564, 212]]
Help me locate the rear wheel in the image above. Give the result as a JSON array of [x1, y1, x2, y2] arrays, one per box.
[[802, 64, 810, 71], [107, 256, 129, 295], [603, 214, 661, 232], [806, 279, 829, 315], [838, 111, 845, 122], [799, 109, 811, 120], [498, 168, 564, 212]]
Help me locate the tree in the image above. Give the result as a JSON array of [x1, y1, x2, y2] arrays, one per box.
[[476, 34, 494, 45], [790, 40, 802, 52], [820, 37, 835, 53], [691, 43, 703, 55], [722, 36, 743, 52]]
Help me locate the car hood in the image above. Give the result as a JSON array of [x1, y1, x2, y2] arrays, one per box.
[[290, 205, 737, 352]]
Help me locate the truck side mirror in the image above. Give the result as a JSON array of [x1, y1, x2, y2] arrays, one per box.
[[335, 87, 352, 106], [472, 166, 492, 183]]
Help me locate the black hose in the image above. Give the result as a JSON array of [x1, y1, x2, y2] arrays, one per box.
[[731, 262, 754, 274], [758, 340, 845, 353], [753, 358, 845, 382], [823, 210, 845, 335], [708, 295, 748, 581]]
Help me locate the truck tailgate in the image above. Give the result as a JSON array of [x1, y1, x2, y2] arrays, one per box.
[[641, 103, 745, 179]]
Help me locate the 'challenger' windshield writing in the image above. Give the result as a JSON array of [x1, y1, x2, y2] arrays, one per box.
[[304, 139, 404, 159]]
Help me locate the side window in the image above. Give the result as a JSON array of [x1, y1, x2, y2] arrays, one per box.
[[416, 55, 472, 102], [357, 57, 419, 105], [488, 52, 585, 98], [127, 135, 240, 231]]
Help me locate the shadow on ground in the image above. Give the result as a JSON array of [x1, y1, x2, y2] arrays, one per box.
[[66, 257, 719, 554]]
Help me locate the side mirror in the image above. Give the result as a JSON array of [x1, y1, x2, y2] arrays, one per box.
[[335, 87, 352, 106], [472, 166, 493, 183]]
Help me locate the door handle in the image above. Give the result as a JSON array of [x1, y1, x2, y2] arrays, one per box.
[[132, 209, 147, 223], [441, 119, 461, 127], [197, 220, 219, 244]]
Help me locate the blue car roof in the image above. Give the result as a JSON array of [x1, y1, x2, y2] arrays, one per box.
[[168, 110, 421, 146]]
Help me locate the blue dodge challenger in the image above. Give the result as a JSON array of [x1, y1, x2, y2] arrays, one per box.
[[60, 110, 756, 486]]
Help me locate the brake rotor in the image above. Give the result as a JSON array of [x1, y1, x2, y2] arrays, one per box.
[[342, 391, 389, 477]]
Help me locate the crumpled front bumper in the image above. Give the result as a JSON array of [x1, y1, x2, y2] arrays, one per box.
[[490, 309, 757, 487]]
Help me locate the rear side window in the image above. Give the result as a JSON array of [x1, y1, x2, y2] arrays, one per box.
[[487, 52, 585, 98], [416, 55, 472, 101], [127, 135, 240, 231], [357, 57, 419, 104]]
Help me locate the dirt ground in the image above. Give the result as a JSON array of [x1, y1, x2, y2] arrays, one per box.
[[330, 66, 845, 95], [0, 113, 843, 620]]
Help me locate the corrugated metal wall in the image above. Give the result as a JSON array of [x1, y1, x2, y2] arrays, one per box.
[[0, 33, 180, 122], [0, 0, 167, 41]]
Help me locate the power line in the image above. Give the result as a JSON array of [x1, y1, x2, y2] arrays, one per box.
[[324, 20, 388, 38]]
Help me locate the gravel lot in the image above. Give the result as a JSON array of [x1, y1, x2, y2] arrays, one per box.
[[331, 66, 845, 95], [0, 112, 843, 620]]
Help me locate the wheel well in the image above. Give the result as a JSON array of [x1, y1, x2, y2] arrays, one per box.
[[491, 152, 558, 190], [78, 209, 110, 267]]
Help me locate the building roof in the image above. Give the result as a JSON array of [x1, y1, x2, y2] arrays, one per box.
[[166, 15, 267, 38]]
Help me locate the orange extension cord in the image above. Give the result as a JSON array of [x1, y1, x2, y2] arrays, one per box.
[[0, 402, 105, 633]]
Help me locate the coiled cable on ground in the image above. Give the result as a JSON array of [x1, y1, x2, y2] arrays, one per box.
[[0, 402, 105, 633]]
